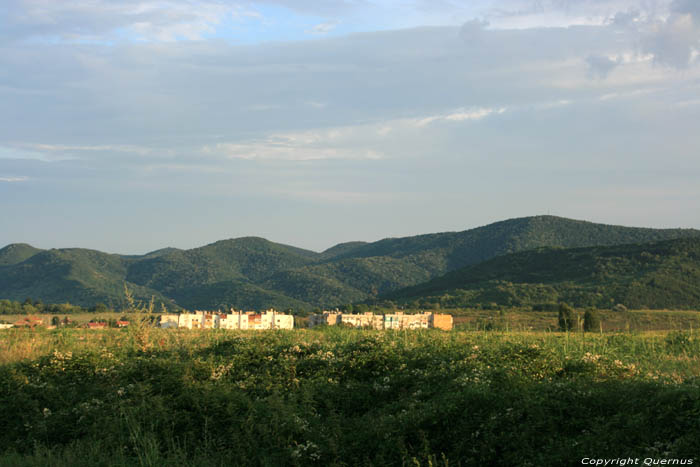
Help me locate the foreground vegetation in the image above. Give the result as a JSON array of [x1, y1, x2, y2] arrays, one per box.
[[1, 327, 699, 466]]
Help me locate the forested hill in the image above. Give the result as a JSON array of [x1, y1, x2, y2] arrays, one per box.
[[383, 237, 700, 310], [331, 215, 700, 270], [0, 243, 43, 266], [1, 216, 699, 309]]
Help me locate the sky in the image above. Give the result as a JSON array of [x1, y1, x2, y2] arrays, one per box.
[[1, 0, 700, 254]]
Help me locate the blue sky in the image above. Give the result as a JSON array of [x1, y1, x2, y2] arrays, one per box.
[[2, 0, 700, 253]]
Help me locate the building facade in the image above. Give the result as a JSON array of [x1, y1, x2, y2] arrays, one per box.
[[161, 309, 294, 330], [309, 310, 453, 331]]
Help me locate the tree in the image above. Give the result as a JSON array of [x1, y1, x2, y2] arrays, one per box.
[[583, 310, 601, 332], [355, 304, 369, 314], [558, 302, 576, 331], [92, 303, 108, 313]]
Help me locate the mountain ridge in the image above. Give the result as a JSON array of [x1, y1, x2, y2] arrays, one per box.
[[382, 237, 700, 310], [2, 215, 699, 309]]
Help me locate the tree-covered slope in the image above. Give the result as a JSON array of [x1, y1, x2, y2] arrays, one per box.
[[2, 216, 699, 309], [0, 243, 43, 266], [0, 248, 168, 307], [333, 215, 700, 274], [169, 279, 310, 311], [384, 238, 700, 309], [318, 241, 369, 260], [125, 237, 318, 293]]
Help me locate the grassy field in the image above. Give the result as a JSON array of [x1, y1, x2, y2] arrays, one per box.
[[0, 312, 138, 326], [447, 308, 700, 332], [1, 326, 699, 466]]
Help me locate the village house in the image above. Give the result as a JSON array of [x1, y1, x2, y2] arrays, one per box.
[[13, 316, 44, 328]]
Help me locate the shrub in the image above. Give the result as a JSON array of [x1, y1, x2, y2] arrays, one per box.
[[558, 303, 576, 331], [583, 310, 601, 332]]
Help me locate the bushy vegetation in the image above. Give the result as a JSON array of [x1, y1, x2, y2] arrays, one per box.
[[584, 310, 601, 332], [2, 216, 699, 310], [0, 298, 97, 315], [558, 303, 576, 331], [1, 327, 699, 466]]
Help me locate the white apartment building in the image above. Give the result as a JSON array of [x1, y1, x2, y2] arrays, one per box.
[[161, 309, 294, 330]]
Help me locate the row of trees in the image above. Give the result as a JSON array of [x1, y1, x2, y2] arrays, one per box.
[[0, 298, 114, 315], [557, 303, 602, 332]]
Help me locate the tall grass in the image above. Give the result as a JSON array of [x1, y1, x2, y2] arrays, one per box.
[[1, 327, 699, 465]]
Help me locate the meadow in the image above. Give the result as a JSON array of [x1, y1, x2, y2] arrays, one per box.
[[1, 326, 699, 466]]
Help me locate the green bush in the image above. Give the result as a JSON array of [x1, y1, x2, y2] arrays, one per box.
[[558, 303, 576, 331], [583, 310, 601, 332], [2, 328, 700, 465]]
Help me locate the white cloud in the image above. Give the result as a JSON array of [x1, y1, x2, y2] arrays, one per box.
[[306, 21, 339, 35], [198, 106, 510, 162], [585, 54, 621, 79], [18, 143, 161, 156], [202, 133, 384, 161], [2, 0, 260, 42], [0, 176, 28, 182], [413, 107, 507, 127], [643, 10, 700, 68]]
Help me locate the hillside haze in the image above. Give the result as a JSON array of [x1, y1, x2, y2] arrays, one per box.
[[1, 216, 699, 309]]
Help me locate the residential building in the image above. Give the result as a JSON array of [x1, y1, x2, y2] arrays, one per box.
[[161, 309, 293, 330], [309, 311, 342, 327], [159, 314, 179, 329], [308, 310, 453, 331], [340, 312, 384, 330]]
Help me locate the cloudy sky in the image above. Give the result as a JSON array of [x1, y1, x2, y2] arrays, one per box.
[[1, 0, 699, 253]]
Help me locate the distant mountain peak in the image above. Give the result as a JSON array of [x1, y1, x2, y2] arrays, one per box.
[[0, 243, 43, 266]]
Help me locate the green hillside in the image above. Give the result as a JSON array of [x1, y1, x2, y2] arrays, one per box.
[[2, 216, 699, 309], [0, 248, 169, 307], [384, 238, 700, 310], [126, 237, 318, 293], [169, 279, 310, 311], [333, 215, 700, 273], [318, 241, 368, 260], [0, 243, 42, 266]]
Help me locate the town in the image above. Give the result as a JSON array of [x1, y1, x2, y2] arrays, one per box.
[[160, 309, 453, 330], [1, 309, 454, 331]]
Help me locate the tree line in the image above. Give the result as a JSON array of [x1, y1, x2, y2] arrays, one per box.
[[0, 298, 113, 315]]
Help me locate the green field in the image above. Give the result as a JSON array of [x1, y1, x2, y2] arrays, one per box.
[[1, 326, 699, 466]]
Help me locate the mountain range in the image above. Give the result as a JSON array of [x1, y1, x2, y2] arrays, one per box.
[[1, 215, 699, 310]]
